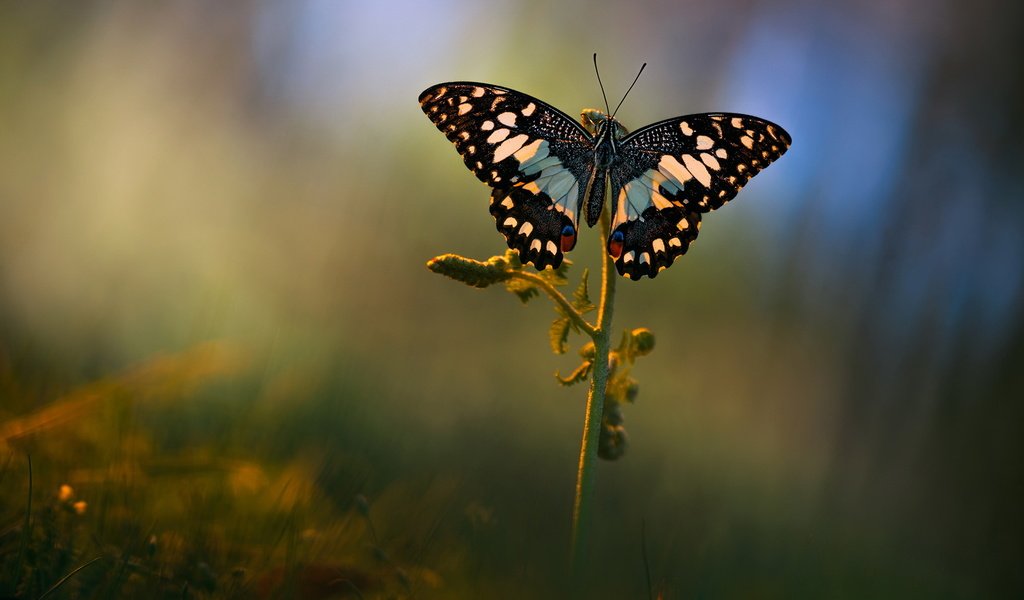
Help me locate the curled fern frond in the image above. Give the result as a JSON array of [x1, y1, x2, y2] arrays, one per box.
[[556, 360, 593, 386], [426, 253, 511, 288], [631, 328, 655, 356]]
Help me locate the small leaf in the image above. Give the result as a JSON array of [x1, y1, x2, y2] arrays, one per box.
[[538, 258, 570, 287], [617, 329, 632, 354], [504, 277, 539, 303], [549, 316, 572, 354], [616, 329, 636, 364], [427, 254, 510, 288], [572, 268, 596, 314], [604, 364, 634, 403], [504, 248, 525, 270], [579, 341, 596, 359], [556, 360, 593, 386]]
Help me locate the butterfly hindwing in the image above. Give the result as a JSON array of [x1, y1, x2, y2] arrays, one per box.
[[607, 113, 791, 279], [490, 187, 575, 270], [419, 83, 596, 270]]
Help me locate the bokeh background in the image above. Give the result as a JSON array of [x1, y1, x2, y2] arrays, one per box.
[[1, 1, 1022, 598]]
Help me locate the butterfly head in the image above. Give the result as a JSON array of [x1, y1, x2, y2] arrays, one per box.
[[580, 109, 629, 140]]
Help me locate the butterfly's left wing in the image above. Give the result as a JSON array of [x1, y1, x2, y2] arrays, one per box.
[[608, 113, 791, 279], [419, 82, 595, 270]]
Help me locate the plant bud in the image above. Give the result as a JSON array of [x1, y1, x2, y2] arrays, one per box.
[[631, 328, 655, 355]]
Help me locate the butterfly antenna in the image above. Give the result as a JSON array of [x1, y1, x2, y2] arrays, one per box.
[[593, 53, 611, 115], [611, 62, 647, 118]]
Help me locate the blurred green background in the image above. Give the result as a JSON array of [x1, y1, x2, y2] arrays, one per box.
[[1, 1, 1022, 598]]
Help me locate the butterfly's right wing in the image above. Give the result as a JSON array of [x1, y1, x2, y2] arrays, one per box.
[[608, 113, 791, 279], [419, 82, 595, 269]]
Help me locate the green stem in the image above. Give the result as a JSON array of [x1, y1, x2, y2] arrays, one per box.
[[570, 208, 616, 572], [508, 270, 597, 337]]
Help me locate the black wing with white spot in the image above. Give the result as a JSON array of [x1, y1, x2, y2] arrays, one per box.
[[419, 82, 595, 270], [607, 113, 791, 279]]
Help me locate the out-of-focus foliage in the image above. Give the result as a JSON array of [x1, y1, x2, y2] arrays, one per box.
[[1, 1, 1021, 597]]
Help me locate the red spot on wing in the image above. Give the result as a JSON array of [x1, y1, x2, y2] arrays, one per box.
[[561, 231, 577, 253], [608, 239, 623, 259]]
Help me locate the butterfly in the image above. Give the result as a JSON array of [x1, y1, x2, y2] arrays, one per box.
[[418, 67, 790, 280]]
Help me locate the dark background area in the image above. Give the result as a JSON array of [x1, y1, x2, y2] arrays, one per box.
[[1, 1, 1021, 597]]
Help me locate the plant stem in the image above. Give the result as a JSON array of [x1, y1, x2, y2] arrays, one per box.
[[508, 270, 597, 337], [38, 555, 107, 600], [570, 208, 616, 572]]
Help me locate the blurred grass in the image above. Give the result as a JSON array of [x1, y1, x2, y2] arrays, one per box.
[[0, 335, 973, 598]]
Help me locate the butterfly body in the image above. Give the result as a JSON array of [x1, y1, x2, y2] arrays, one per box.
[[419, 81, 790, 279], [580, 110, 619, 229]]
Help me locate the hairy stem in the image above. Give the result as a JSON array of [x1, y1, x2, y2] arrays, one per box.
[[570, 208, 616, 571], [508, 270, 597, 337]]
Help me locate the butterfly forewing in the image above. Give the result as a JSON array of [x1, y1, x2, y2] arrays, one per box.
[[419, 83, 596, 270], [607, 113, 791, 279]]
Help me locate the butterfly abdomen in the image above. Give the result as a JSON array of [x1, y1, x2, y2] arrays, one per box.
[[582, 118, 621, 227], [583, 169, 607, 227]]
